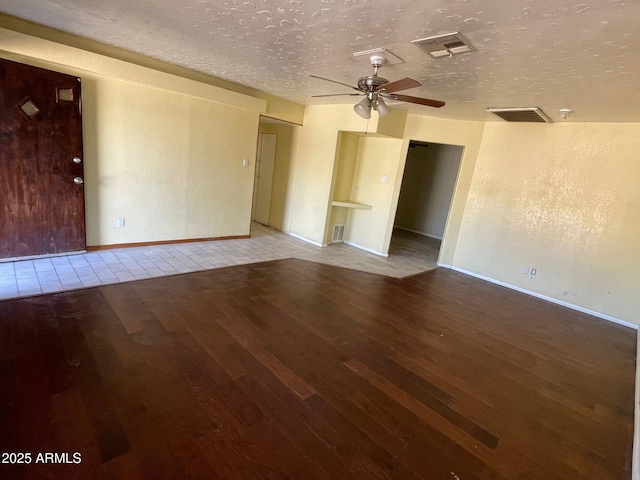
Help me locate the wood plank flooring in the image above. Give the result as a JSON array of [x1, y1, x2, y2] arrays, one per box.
[[0, 259, 635, 479]]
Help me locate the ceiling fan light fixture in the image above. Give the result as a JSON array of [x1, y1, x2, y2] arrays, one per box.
[[313, 54, 445, 117], [354, 98, 372, 119], [374, 97, 390, 117]]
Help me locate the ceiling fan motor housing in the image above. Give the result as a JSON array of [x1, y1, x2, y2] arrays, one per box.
[[357, 76, 389, 92]]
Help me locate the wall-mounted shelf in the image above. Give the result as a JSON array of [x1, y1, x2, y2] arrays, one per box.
[[331, 200, 372, 210]]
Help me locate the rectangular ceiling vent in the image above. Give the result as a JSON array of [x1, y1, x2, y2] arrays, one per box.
[[412, 32, 476, 58], [486, 107, 553, 123]]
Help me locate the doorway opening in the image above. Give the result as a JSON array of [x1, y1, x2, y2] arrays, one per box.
[[253, 116, 302, 234], [252, 132, 277, 226], [390, 140, 463, 266]]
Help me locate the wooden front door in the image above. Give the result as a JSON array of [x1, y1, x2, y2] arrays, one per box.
[[0, 58, 86, 259]]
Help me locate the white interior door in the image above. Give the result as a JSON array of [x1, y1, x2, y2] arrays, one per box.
[[252, 133, 277, 225]]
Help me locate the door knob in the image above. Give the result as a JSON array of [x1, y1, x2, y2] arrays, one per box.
[[73, 157, 82, 164], [73, 177, 84, 185]]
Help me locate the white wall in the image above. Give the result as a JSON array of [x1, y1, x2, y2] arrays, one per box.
[[395, 143, 462, 240]]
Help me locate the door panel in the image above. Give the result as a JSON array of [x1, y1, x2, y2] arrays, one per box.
[[252, 134, 276, 226], [0, 58, 85, 259]]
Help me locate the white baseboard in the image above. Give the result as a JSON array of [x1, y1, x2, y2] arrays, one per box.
[[288, 232, 326, 248], [344, 241, 389, 257], [439, 264, 638, 330], [440, 261, 640, 478], [394, 225, 443, 241]]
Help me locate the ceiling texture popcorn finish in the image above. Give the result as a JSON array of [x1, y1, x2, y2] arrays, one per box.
[[0, 0, 638, 122]]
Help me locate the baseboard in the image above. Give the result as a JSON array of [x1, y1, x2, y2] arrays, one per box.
[[441, 264, 638, 330], [440, 263, 640, 478], [87, 234, 250, 251], [288, 232, 327, 248], [394, 225, 443, 241], [344, 241, 389, 257]]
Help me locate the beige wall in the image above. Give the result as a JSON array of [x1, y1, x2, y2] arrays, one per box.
[[328, 132, 361, 230], [402, 115, 486, 264], [346, 136, 404, 254], [1, 27, 268, 246], [453, 122, 640, 325], [290, 106, 486, 255], [83, 77, 260, 245], [290, 105, 381, 245]]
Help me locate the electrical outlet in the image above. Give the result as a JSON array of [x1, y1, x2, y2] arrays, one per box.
[[522, 267, 529, 275], [242, 158, 249, 167], [380, 175, 388, 184], [529, 274, 536, 283], [116, 218, 125, 228]]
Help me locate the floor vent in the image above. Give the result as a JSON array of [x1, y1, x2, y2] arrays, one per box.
[[332, 224, 345, 243], [486, 107, 553, 123], [412, 32, 476, 58]]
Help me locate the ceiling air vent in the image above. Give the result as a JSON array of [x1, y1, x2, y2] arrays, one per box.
[[486, 107, 553, 123], [412, 32, 476, 58]]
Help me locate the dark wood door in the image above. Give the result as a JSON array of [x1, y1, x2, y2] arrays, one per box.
[[0, 58, 85, 259]]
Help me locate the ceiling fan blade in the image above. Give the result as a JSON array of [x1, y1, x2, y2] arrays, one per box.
[[376, 77, 421, 93], [312, 93, 364, 97], [389, 94, 445, 108], [310, 75, 361, 92]]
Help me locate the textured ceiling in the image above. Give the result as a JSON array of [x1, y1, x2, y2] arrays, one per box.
[[0, 0, 639, 122]]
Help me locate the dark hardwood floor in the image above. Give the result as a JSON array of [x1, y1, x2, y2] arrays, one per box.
[[0, 259, 635, 479]]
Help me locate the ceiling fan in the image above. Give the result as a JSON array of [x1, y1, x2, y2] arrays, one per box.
[[311, 55, 445, 119]]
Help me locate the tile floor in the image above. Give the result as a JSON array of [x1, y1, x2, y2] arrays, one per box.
[[0, 223, 441, 301]]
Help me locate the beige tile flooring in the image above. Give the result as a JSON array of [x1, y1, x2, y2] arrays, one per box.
[[0, 223, 441, 301]]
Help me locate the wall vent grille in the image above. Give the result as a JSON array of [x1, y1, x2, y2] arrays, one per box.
[[486, 107, 553, 123], [332, 224, 345, 243], [412, 32, 476, 58]]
